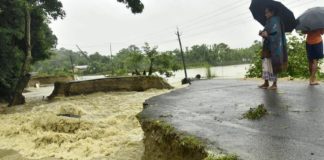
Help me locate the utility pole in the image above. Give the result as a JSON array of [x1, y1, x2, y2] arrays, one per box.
[[176, 27, 189, 84], [76, 45, 90, 62], [110, 43, 115, 76], [110, 43, 113, 58], [69, 55, 75, 75]]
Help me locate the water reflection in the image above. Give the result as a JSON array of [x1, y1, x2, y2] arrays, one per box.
[[257, 90, 292, 160]]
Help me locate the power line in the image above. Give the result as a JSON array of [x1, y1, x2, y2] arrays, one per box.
[[181, 0, 310, 33], [103, 0, 304, 47], [60, 0, 319, 52], [182, 12, 251, 33], [120, 0, 250, 43], [124, 0, 304, 44], [178, 0, 250, 29], [181, 0, 316, 40], [183, 19, 251, 40], [124, 0, 305, 43]]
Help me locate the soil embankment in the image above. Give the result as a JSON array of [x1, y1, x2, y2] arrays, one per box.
[[49, 76, 173, 98]]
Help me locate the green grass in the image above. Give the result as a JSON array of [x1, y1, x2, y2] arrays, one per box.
[[243, 104, 268, 120], [180, 135, 205, 149], [150, 120, 205, 150]]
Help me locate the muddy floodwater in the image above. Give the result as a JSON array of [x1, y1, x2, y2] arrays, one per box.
[[0, 87, 180, 160], [0, 64, 249, 159]]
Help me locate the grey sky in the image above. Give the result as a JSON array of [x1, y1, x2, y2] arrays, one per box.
[[49, 0, 324, 55]]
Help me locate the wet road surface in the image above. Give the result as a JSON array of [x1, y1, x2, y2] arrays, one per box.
[[140, 79, 324, 160]]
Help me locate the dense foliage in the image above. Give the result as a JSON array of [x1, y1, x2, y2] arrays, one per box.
[[184, 42, 261, 67], [246, 35, 320, 78], [32, 42, 261, 77], [0, 0, 144, 102], [0, 0, 65, 101]]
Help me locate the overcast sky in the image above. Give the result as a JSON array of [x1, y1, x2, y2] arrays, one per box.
[[49, 0, 324, 55]]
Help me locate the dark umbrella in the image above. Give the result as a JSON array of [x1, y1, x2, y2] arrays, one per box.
[[249, 0, 297, 33], [296, 7, 324, 32]]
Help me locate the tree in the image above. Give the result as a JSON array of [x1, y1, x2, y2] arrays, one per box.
[[155, 51, 180, 75], [32, 48, 89, 76], [127, 52, 145, 74], [142, 43, 158, 75], [0, 0, 25, 102], [0, 0, 144, 104], [0, 0, 65, 105], [9, 0, 65, 106], [20, 0, 65, 76], [113, 45, 147, 74], [117, 0, 144, 13]]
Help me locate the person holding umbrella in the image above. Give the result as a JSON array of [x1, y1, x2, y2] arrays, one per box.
[[250, 0, 296, 90], [258, 6, 287, 90], [296, 7, 324, 85]]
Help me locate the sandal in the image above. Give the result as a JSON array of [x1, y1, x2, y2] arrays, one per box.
[[268, 86, 277, 90], [310, 82, 320, 85], [258, 84, 269, 89]]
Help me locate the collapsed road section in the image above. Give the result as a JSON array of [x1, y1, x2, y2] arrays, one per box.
[[137, 79, 324, 160]]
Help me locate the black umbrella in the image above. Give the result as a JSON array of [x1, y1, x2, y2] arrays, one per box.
[[296, 7, 324, 32], [249, 0, 297, 33]]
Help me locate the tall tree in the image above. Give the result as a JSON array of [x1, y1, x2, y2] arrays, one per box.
[[142, 43, 158, 76], [10, 0, 65, 106], [0, 1, 24, 103], [114, 45, 146, 74], [1, 0, 143, 104], [0, 0, 65, 105]]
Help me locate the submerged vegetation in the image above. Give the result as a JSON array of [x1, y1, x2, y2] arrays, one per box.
[[243, 104, 268, 120]]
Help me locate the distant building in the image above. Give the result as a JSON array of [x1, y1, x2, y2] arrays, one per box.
[[74, 65, 88, 73]]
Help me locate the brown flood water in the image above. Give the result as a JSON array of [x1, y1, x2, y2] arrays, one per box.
[[0, 83, 183, 160]]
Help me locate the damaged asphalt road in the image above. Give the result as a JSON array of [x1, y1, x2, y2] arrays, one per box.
[[140, 79, 324, 160]]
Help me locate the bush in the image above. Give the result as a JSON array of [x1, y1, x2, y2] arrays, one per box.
[[246, 35, 322, 78], [115, 69, 128, 76], [245, 48, 262, 78]]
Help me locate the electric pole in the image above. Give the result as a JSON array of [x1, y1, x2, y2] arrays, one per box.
[[110, 43, 115, 76], [176, 27, 189, 84], [69, 55, 75, 75], [76, 45, 90, 62], [110, 43, 113, 58]]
